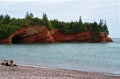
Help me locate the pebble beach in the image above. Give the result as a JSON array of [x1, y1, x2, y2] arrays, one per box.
[[0, 65, 120, 79]]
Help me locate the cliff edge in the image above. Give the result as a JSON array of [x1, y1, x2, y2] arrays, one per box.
[[52, 29, 112, 42], [0, 26, 54, 44], [0, 26, 112, 44]]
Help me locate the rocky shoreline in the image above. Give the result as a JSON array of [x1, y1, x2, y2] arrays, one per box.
[[0, 26, 113, 44]]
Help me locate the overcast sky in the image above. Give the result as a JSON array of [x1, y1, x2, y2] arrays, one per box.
[[0, 0, 119, 38]]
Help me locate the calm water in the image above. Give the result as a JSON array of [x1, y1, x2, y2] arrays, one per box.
[[0, 38, 120, 75]]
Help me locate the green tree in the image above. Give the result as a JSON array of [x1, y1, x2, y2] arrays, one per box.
[[25, 12, 34, 25], [42, 13, 53, 30], [74, 16, 83, 32], [0, 15, 4, 25], [42, 13, 48, 22], [10, 18, 29, 27], [103, 21, 109, 36], [25, 12, 33, 19], [98, 19, 104, 32], [91, 21, 100, 38], [0, 25, 18, 38], [4, 14, 11, 25], [31, 17, 42, 26], [79, 16, 82, 24]]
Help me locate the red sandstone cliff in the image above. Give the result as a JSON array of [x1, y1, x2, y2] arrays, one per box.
[[14, 26, 54, 43], [0, 26, 112, 44], [52, 29, 113, 42], [52, 29, 93, 42], [99, 32, 113, 42], [0, 26, 54, 44], [0, 27, 26, 44]]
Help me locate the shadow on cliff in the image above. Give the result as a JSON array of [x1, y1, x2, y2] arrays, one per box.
[[12, 34, 24, 43]]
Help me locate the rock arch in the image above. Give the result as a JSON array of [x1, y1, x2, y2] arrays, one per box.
[[8, 27, 26, 44], [7, 26, 54, 44]]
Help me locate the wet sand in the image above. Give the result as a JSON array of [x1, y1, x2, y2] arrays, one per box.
[[0, 65, 120, 79]]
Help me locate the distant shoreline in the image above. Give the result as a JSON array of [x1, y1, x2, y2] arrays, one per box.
[[0, 65, 120, 79]]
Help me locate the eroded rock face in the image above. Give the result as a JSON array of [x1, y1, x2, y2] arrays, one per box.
[[0, 26, 112, 44], [52, 30, 94, 42], [0, 39, 9, 44], [52, 30, 113, 42], [99, 32, 113, 42], [0, 26, 54, 44], [13, 26, 54, 43], [0, 27, 26, 44]]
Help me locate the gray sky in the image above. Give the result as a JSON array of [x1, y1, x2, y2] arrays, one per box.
[[0, 0, 119, 38]]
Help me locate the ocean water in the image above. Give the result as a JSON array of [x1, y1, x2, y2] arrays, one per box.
[[0, 38, 120, 75]]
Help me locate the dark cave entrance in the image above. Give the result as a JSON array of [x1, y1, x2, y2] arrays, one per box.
[[12, 34, 24, 43]]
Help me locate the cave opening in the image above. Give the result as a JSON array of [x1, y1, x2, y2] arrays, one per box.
[[12, 34, 24, 43]]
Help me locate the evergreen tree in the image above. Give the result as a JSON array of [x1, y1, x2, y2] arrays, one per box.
[[79, 16, 82, 25], [0, 15, 4, 20], [103, 21, 109, 36], [25, 12, 34, 25], [25, 12, 33, 19], [4, 14, 11, 24], [42, 13, 53, 30], [78, 16, 83, 31], [98, 19, 104, 32], [0, 15, 4, 25], [91, 21, 100, 37], [99, 19, 104, 27], [42, 13, 48, 22]]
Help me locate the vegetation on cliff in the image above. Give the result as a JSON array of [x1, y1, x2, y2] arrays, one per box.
[[0, 12, 109, 39]]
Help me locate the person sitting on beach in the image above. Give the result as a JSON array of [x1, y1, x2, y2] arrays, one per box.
[[10, 60, 17, 67], [5, 60, 10, 66], [1, 60, 6, 65], [1, 60, 10, 66]]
